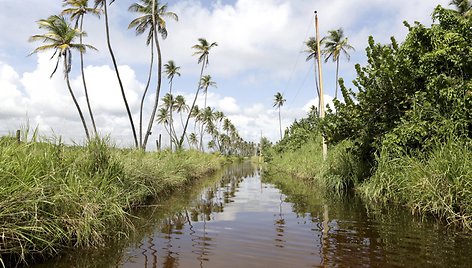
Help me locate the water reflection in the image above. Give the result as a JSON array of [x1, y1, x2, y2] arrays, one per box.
[[33, 162, 472, 268]]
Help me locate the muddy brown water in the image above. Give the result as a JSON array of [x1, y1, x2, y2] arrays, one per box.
[[34, 162, 472, 267]]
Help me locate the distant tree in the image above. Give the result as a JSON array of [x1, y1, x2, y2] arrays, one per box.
[[174, 94, 190, 146], [30, 15, 97, 140], [163, 60, 181, 150], [323, 28, 354, 99], [199, 75, 216, 149], [273, 92, 286, 140]]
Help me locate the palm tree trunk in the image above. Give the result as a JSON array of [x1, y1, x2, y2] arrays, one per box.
[[335, 58, 340, 99], [140, 41, 154, 148], [79, 16, 97, 136], [65, 52, 90, 140], [143, 1, 163, 150], [278, 107, 282, 140], [169, 79, 174, 151], [180, 112, 190, 147], [103, 1, 138, 147], [199, 90, 208, 151], [178, 61, 206, 149]]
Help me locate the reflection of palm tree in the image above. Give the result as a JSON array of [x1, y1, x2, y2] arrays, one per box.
[[274, 192, 286, 248]]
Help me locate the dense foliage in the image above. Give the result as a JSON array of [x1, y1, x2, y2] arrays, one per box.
[[264, 5, 472, 228], [323, 6, 471, 170]]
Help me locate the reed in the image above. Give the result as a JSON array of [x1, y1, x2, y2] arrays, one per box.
[[0, 135, 221, 266], [360, 138, 472, 229], [267, 136, 363, 192]]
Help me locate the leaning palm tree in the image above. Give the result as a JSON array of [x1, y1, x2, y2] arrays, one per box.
[[178, 38, 218, 149], [304, 36, 322, 114], [129, 0, 178, 150], [450, 0, 472, 17], [62, 0, 101, 135], [322, 28, 354, 99], [95, 0, 138, 147], [30, 15, 96, 140], [273, 92, 286, 140]]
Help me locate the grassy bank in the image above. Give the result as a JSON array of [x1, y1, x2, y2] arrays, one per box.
[[265, 136, 472, 230], [266, 136, 364, 192], [0, 136, 222, 266], [360, 138, 472, 229]]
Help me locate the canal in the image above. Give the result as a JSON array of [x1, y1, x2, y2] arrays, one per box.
[[35, 161, 472, 267]]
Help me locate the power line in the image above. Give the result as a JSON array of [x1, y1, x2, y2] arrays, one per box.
[[282, 15, 314, 101]]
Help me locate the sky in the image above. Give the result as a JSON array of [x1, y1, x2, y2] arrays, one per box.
[[0, 0, 450, 149]]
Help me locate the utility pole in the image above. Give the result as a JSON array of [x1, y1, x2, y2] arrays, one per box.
[[315, 11, 328, 159]]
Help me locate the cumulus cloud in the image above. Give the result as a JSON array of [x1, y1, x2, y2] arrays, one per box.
[[0, 0, 452, 146]]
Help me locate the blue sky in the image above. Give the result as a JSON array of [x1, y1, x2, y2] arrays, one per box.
[[0, 0, 450, 148]]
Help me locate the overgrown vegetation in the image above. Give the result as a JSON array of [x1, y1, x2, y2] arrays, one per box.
[[0, 134, 221, 266], [264, 5, 472, 230]]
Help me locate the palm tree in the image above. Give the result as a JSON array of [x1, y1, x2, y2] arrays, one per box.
[[175, 94, 190, 146], [273, 92, 286, 140], [304, 37, 322, 115], [61, 0, 100, 136], [161, 93, 178, 149], [129, 0, 178, 150], [199, 75, 216, 149], [95, 0, 138, 147], [189, 133, 198, 150], [156, 107, 171, 148], [30, 15, 97, 140], [449, 0, 472, 17], [164, 60, 181, 149], [178, 38, 218, 149], [199, 107, 215, 151], [322, 28, 354, 99], [200, 75, 217, 109]]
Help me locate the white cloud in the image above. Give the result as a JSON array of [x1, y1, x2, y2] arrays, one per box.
[[217, 96, 240, 114], [0, 0, 453, 146]]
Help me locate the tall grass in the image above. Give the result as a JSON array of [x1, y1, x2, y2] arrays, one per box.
[[360, 138, 472, 229], [0, 135, 221, 266], [267, 136, 364, 192]]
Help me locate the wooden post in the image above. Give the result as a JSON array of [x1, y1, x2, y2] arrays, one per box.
[[315, 11, 328, 159], [16, 129, 20, 144], [158, 134, 162, 151]]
